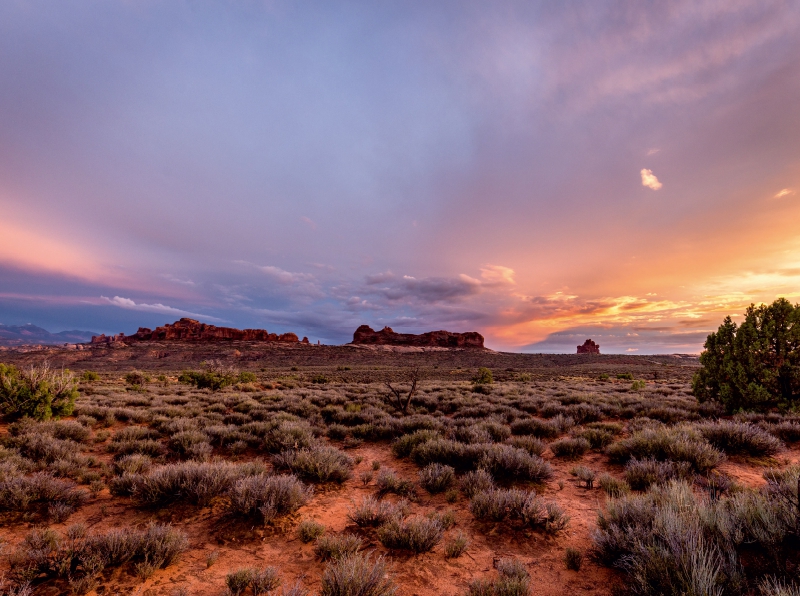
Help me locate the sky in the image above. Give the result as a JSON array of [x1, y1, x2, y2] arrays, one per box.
[[1, 1, 799, 353]]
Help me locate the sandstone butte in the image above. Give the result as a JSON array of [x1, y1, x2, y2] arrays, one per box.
[[351, 325, 485, 348], [577, 339, 600, 354], [91, 318, 308, 344]]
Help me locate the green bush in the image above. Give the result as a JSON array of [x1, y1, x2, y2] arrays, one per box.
[[473, 367, 494, 385], [81, 371, 100, 382], [0, 363, 78, 421], [693, 298, 800, 412], [297, 519, 326, 543], [467, 558, 529, 596]]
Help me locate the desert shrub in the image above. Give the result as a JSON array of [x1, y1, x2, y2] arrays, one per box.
[[571, 466, 596, 488], [179, 368, 236, 391], [263, 421, 316, 453], [410, 439, 475, 470], [314, 533, 363, 561], [319, 553, 396, 596], [591, 477, 800, 595], [459, 469, 495, 498], [0, 363, 78, 421], [375, 469, 417, 499], [479, 444, 553, 483], [273, 446, 353, 483], [10, 432, 82, 465], [347, 496, 407, 527], [467, 558, 530, 596], [606, 426, 723, 472], [0, 472, 86, 511], [598, 474, 630, 498], [108, 438, 166, 458], [419, 463, 455, 493], [251, 567, 281, 596], [573, 427, 615, 449], [766, 421, 800, 443], [550, 437, 590, 459], [564, 548, 583, 571], [377, 516, 443, 553], [510, 417, 560, 438], [760, 577, 800, 596], [298, 519, 326, 542], [112, 426, 160, 442], [507, 435, 546, 456], [444, 531, 469, 559], [695, 420, 783, 456], [228, 474, 311, 522], [470, 488, 568, 534], [226, 568, 254, 596], [168, 430, 211, 458], [81, 371, 100, 382], [122, 461, 248, 506], [624, 458, 692, 491], [473, 367, 494, 385]]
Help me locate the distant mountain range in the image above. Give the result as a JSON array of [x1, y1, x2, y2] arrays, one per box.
[[0, 324, 98, 346]]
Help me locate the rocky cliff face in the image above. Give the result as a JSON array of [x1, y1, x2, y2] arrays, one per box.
[[577, 339, 600, 354], [351, 325, 484, 348], [91, 319, 307, 344]]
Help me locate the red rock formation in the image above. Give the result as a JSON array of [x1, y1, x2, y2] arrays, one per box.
[[91, 319, 301, 343], [352, 325, 484, 348], [577, 339, 600, 354]]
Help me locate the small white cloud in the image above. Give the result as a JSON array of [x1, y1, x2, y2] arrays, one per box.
[[646, 148, 660, 156], [100, 296, 224, 322], [480, 265, 516, 285], [774, 188, 794, 199], [300, 216, 317, 230], [640, 168, 663, 190]]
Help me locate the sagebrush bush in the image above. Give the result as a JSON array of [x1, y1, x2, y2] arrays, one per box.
[[606, 426, 723, 472], [347, 496, 407, 528], [320, 553, 396, 596], [0, 472, 86, 512], [375, 469, 417, 499], [467, 558, 530, 596], [624, 457, 692, 491], [564, 548, 583, 571], [459, 469, 495, 498], [121, 461, 241, 506], [510, 417, 560, 438], [419, 463, 455, 494], [470, 488, 568, 534], [550, 437, 590, 459], [598, 474, 630, 498], [444, 531, 469, 559], [391, 430, 439, 458], [695, 420, 783, 456], [377, 516, 443, 553], [507, 435, 546, 456], [314, 533, 363, 561], [228, 474, 311, 522], [297, 519, 326, 543], [273, 446, 353, 483]]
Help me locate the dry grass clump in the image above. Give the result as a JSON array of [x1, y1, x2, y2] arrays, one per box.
[[444, 531, 469, 559], [319, 553, 396, 596], [598, 473, 630, 497], [467, 558, 530, 596], [375, 468, 417, 499], [273, 446, 353, 483]]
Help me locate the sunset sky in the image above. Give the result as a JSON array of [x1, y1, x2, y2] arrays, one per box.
[[1, 1, 799, 353]]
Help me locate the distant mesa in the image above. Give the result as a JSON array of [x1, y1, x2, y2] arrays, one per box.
[[91, 318, 309, 344], [351, 325, 484, 349], [577, 339, 600, 354]]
